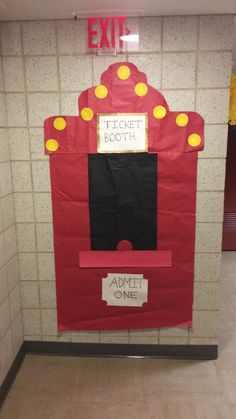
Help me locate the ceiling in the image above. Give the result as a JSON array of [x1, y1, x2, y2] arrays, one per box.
[[0, 0, 236, 21]]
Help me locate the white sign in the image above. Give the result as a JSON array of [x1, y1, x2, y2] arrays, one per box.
[[97, 113, 147, 153], [102, 273, 148, 307]]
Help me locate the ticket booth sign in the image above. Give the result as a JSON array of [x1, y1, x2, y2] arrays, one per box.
[[44, 63, 204, 331]]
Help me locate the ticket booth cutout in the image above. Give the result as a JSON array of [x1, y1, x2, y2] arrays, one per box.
[[44, 63, 204, 331]]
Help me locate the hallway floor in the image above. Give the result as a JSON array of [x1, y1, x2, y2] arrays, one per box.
[[0, 252, 235, 419]]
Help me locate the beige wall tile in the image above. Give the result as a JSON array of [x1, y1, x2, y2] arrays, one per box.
[[14, 193, 34, 222], [138, 17, 161, 52], [129, 336, 158, 344], [162, 90, 195, 111], [59, 56, 92, 91], [162, 52, 196, 89], [32, 161, 50, 191], [22, 308, 41, 335], [43, 333, 71, 342], [0, 329, 13, 385], [16, 223, 36, 252], [197, 159, 226, 191], [193, 282, 219, 310], [197, 52, 232, 88], [196, 89, 230, 124], [189, 337, 218, 345], [0, 58, 3, 92], [6, 93, 27, 127], [1, 194, 15, 229], [22, 21, 56, 55], [163, 16, 198, 51], [21, 281, 39, 308], [6, 255, 19, 292], [11, 312, 23, 356], [25, 56, 58, 92], [0, 94, 7, 127], [200, 125, 228, 159], [34, 193, 52, 222], [0, 22, 22, 56], [93, 55, 126, 85], [3, 57, 24, 92], [36, 223, 53, 252], [9, 283, 21, 320], [0, 297, 10, 339], [190, 310, 218, 338], [39, 281, 56, 308], [199, 15, 234, 51], [159, 336, 188, 344], [27, 93, 59, 127], [60, 92, 80, 116], [8, 128, 30, 161], [0, 267, 8, 305], [100, 335, 128, 344], [159, 327, 188, 337], [0, 162, 13, 197], [57, 19, 88, 54], [129, 329, 158, 337], [4, 225, 17, 261], [196, 191, 224, 222], [127, 54, 161, 88], [195, 253, 221, 282], [29, 128, 46, 160], [11, 161, 32, 192], [0, 129, 10, 163], [0, 233, 6, 270], [41, 308, 57, 335], [38, 253, 55, 281], [19, 252, 37, 281], [195, 223, 222, 253], [71, 331, 99, 343]]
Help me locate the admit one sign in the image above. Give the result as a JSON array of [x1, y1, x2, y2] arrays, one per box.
[[97, 113, 148, 153]]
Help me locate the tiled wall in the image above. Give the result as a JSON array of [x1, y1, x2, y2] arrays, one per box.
[[0, 15, 233, 350], [0, 39, 23, 385]]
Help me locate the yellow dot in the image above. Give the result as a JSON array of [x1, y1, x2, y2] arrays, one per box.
[[153, 105, 167, 119], [188, 133, 201, 147], [81, 107, 94, 121], [134, 82, 148, 97], [95, 85, 108, 99], [53, 117, 66, 131], [117, 65, 131, 80], [46, 139, 59, 152], [176, 113, 189, 127]]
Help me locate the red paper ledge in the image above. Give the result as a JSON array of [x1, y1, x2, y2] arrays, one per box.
[[79, 250, 172, 268]]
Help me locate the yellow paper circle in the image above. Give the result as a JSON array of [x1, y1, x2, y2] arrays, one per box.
[[81, 107, 94, 121], [188, 133, 201, 147], [176, 113, 189, 127], [153, 105, 167, 119], [134, 83, 148, 97], [46, 139, 59, 152], [95, 85, 108, 99], [53, 117, 66, 131], [117, 65, 131, 80]]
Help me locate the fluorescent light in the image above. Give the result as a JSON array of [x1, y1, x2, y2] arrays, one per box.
[[120, 34, 139, 43]]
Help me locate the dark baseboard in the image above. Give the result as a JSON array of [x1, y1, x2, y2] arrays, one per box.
[[24, 341, 218, 360], [0, 341, 218, 409], [0, 344, 25, 410]]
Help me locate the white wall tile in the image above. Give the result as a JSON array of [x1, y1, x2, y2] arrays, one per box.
[[11, 313, 23, 356], [138, 17, 161, 52], [6, 255, 19, 292], [129, 336, 157, 344], [22, 21, 56, 55], [9, 284, 21, 320], [0, 94, 7, 127], [0, 58, 3, 92], [196, 89, 230, 124], [36, 223, 53, 252], [14, 193, 34, 222], [190, 310, 218, 338], [163, 16, 198, 51], [201, 125, 228, 159], [0, 297, 10, 339], [25, 56, 58, 92], [162, 90, 195, 111], [8, 128, 30, 161], [195, 223, 223, 253], [0, 129, 10, 163], [0, 329, 13, 385], [197, 159, 226, 191], [3, 57, 24, 92], [16, 223, 36, 252], [60, 92, 80, 116], [162, 52, 196, 89], [21, 281, 39, 308], [39, 281, 56, 308], [92, 55, 126, 85], [127, 54, 161, 88], [71, 332, 99, 343], [34, 193, 52, 222], [0, 162, 12, 197], [193, 282, 219, 310], [22, 308, 41, 335], [199, 15, 234, 51], [41, 308, 57, 335], [159, 337, 188, 345], [11, 161, 32, 192], [197, 52, 232, 88], [32, 161, 50, 192], [195, 253, 221, 282], [1, 194, 15, 229], [19, 253, 37, 281], [57, 19, 88, 54], [0, 267, 8, 305], [27, 93, 59, 127], [4, 225, 17, 261], [29, 128, 46, 160], [6, 94, 27, 127], [0, 22, 22, 56], [159, 327, 188, 337], [0, 234, 6, 270], [196, 191, 224, 222], [38, 253, 55, 281], [59, 56, 92, 91]]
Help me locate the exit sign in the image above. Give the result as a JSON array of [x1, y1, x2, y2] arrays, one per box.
[[88, 16, 131, 50]]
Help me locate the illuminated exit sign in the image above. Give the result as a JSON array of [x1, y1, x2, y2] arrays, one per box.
[[88, 17, 133, 50]]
